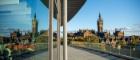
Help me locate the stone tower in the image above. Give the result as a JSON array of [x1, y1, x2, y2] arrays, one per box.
[[97, 13, 103, 33], [32, 14, 38, 37]]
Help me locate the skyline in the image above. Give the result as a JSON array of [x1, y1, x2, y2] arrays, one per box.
[[0, 0, 140, 36], [24, 0, 140, 36]]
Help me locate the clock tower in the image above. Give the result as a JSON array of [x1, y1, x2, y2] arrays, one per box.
[[97, 13, 103, 33], [32, 14, 38, 37]]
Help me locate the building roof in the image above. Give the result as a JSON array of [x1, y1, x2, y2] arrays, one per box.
[[41, 0, 86, 25]]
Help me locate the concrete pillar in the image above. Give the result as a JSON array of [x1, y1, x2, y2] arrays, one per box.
[[57, 0, 61, 60], [63, 0, 68, 60], [48, 0, 54, 60]]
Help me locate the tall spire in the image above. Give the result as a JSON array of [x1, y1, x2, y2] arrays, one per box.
[[99, 12, 101, 18], [34, 13, 36, 18], [97, 12, 103, 33], [98, 12, 102, 21]]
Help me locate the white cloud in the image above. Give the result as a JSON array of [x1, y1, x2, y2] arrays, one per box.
[[124, 24, 140, 36], [0, 0, 19, 5], [0, 0, 32, 36], [0, 8, 31, 15], [0, 0, 31, 15]]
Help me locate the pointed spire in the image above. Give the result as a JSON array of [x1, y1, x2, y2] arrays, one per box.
[[34, 13, 36, 18], [98, 12, 102, 21], [99, 12, 101, 18]]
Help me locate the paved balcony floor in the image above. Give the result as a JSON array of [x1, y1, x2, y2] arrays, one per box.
[[22, 46, 125, 60]]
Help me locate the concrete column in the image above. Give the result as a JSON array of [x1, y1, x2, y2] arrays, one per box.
[[48, 0, 54, 60], [57, 0, 61, 60], [63, 0, 68, 60]]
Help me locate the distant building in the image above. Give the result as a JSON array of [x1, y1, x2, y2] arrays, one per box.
[[96, 13, 111, 42], [67, 29, 98, 42], [10, 30, 22, 43], [32, 14, 38, 37], [114, 29, 124, 40], [11, 31, 17, 40], [68, 33, 75, 40], [20, 32, 32, 44], [0, 36, 3, 43], [96, 13, 105, 42], [74, 29, 95, 37], [97, 13, 103, 33], [83, 30, 94, 38], [104, 32, 110, 39]]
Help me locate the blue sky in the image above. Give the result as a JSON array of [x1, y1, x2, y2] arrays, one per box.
[[0, 0, 31, 36], [0, 0, 140, 36], [33, 0, 140, 36]]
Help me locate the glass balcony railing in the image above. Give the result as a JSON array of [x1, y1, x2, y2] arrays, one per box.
[[70, 41, 140, 60]]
